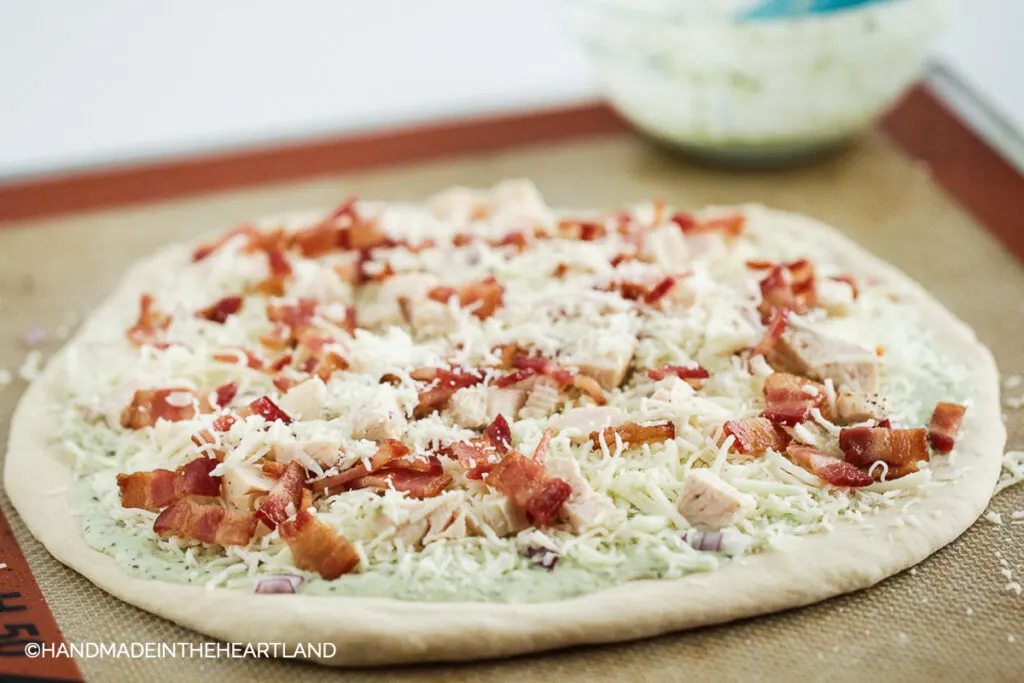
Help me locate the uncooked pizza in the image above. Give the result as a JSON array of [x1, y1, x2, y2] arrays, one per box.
[[4, 181, 1004, 665]]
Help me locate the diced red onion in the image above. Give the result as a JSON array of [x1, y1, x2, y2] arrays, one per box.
[[254, 574, 304, 594], [684, 529, 725, 552], [523, 546, 559, 571]]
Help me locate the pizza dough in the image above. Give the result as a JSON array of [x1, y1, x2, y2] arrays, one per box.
[[3, 198, 1004, 666]]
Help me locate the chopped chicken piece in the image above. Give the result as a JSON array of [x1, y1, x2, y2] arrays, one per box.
[[448, 386, 527, 429], [641, 224, 690, 270], [467, 496, 530, 538], [816, 278, 856, 316], [358, 272, 439, 328], [222, 461, 276, 511], [834, 391, 890, 425], [278, 378, 326, 421], [568, 333, 637, 390], [519, 377, 562, 419], [765, 321, 879, 393], [351, 388, 407, 441], [677, 469, 756, 530], [545, 457, 621, 532]]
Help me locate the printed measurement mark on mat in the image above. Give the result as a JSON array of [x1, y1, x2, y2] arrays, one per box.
[[0, 508, 82, 682]]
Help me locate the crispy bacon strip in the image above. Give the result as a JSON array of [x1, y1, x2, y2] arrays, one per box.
[[213, 382, 238, 408], [313, 439, 411, 493], [588, 421, 676, 452], [483, 414, 512, 454], [118, 469, 175, 511], [786, 445, 873, 488], [347, 469, 453, 499], [510, 354, 607, 403], [758, 259, 816, 321], [839, 426, 930, 479], [723, 417, 790, 454], [642, 276, 678, 305], [255, 461, 307, 530], [412, 367, 485, 419], [196, 296, 243, 324], [444, 439, 499, 479], [120, 388, 212, 429], [672, 212, 745, 237], [153, 498, 256, 546], [486, 451, 572, 526], [427, 277, 505, 320], [753, 307, 790, 357], [279, 509, 360, 580], [761, 372, 825, 426], [532, 430, 554, 460], [647, 364, 710, 386], [118, 457, 222, 512], [242, 396, 293, 425], [192, 225, 263, 262], [213, 347, 264, 370], [126, 294, 171, 347], [928, 402, 967, 454], [312, 351, 349, 382], [256, 250, 293, 296]]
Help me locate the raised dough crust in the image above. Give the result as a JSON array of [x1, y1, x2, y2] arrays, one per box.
[[3, 207, 1005, 666]]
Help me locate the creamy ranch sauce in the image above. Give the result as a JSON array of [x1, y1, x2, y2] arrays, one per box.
[[62, 191, 969, 603], [566, 0, 952, 152]]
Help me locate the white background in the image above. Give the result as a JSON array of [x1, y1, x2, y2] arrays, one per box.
[[0, 0, 1019, 180]]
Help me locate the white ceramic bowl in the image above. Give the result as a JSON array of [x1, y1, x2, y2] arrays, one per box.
[[563, 0, 954, 166]]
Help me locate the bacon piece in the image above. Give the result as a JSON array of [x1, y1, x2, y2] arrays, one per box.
[[120, 388, 212, 429], [267, 297, 317, 329], [242, 396, 292, 425], [753, 307, 790, 357], [312, 351, 349, 382], [119, 459, 221, 511], [839, 426, 930, 479], [196, 296, 243, 324], [758, 259, 816, 321], [126, 294, 171, 346], [117, 470, 175, 511], [387, 454, 445, 475], [153, 498, 256, 546], [588, 421, 676, 452], [255, 461, 307, 530], [444, 439, 499, 479], [723, 417, 790, 454], [213, 414, 237, 432], [928, 402, 966, 453], [513, 355, 574, 385], [214, 382, 238, 408], [192, 225, 262, 261], [672, 213, 745, 237], [347, 469, 453, 499], [642, 276, 678, 305], [213, 347, 264, 370], [279, 508, 359, 579], [412, 368, 485, 419], [312, 439, 411, 493], [427, 277, 505, 320], [761, 372, 825, 426], [487, 451, 572, 526], [256, 250, 293, 296], [572, 374, 608, 405], [647, 364, 710, 386], [786, 445, 873, 488], [532, 430, 553, 460], [831, 274, 859, 299], [483, 414, 512, 454]]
